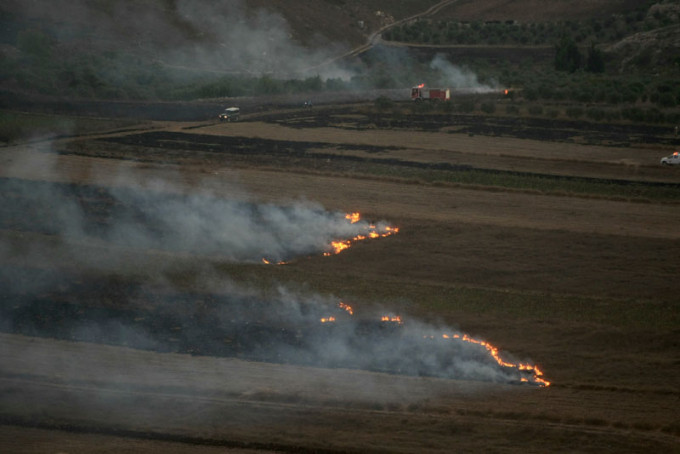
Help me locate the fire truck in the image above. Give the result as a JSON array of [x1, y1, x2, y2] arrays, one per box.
[[411, 84, 450, 101]]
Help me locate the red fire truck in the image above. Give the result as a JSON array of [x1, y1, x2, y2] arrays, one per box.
[[411, 84, 450, 101]]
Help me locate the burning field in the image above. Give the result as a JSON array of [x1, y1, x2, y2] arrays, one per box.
[[0, 104, 679, 453], [0, 174, 547, 387]]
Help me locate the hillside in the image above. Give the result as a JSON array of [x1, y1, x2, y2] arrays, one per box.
[[434, 0, 644, 21], [0, 0, 678, 104]]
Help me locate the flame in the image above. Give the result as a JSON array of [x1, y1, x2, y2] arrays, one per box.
[[324, 240, 351, 256], [504, 89, 509, 95], [441, 333, 551, 387], [262, 257, 288, 265], [323, 213, 399, 257], [416, 83, 425, 88], [321, 301, 549, 386], [345, 212, 360, 224], [339, 302, 353, 315], [381, 315, 403, 324]]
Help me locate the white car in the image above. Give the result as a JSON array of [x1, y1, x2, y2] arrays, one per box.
[[660, 152, 680, 165], [218, 107, 240, 122]]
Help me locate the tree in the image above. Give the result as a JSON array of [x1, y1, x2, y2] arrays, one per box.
[[555, 36, 582, 72], [17, 29, 52, 59], [374, 96, 393, 112], [585, 44, 605, 73]]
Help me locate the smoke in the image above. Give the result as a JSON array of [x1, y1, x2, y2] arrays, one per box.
[[2, 0, 355, 82], [1, 142, 545, 389], [168, 0, 353, 80], [0, 146, 392, 270], [430, 54, 499, 93]]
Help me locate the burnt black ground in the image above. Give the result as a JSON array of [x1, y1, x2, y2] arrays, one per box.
[[0, 265, 539, 384], [90, 131, 680, 189]]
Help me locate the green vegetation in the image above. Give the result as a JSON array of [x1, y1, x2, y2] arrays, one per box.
[[509, 71, 680, 123], [382, 4, 671, 47], [2, 1, 679, 128], [374, 2, 680, 125]]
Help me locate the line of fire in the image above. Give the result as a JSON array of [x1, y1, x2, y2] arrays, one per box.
[[320, 302, 550, 387], [257, 212, 549, 387], [1, 277, 550, 387], [262, 212, 400, 264]]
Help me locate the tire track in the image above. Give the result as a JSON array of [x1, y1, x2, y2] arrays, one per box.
[[304, 0, 462, 71]]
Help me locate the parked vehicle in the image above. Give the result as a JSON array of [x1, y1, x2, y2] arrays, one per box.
[[219, 107, 240, 122], [411, 84, 450, 101], [660, 151, 680, 165]]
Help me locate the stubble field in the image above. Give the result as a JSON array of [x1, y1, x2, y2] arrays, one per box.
[[0, 102, 679, 453]]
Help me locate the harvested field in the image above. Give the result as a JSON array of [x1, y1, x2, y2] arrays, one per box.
[[0, 102, 679, 453]]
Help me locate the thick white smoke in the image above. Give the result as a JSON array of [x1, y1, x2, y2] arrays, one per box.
[[430, 54, 499, 93], [0, 143, 390, 265], [170, 0, 353, 80], [3, 0, 356, 82], [1, 143, 545, 387]]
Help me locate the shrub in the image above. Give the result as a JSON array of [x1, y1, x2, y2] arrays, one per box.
[[645, 108, 665, 123], [374, 96, 394, 112], [577, 90, 594, 103], [523, 88, 538, 101], [586, 107, 605, 121], [566, 107, 584, 118], [528, 105, 543, 116], [657, 93, 677, 108], [457, 100, 475, 113], [621, 107, 644, 122], [17, 29, 52, 59], [604, 110, 620, 122], [505, 105, 520, 115], [481, 102, 496, 114], [585, 45, 605, 73], [439, 101, 455, 113], [555, 36, 582, 72], [606, 90, 623, 104]]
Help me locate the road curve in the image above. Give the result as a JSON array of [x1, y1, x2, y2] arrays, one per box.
[[304, 0, 461, 72]]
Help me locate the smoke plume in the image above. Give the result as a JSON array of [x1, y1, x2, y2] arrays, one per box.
[[430, 53, 499, 93], [0, 144, 547, 387]]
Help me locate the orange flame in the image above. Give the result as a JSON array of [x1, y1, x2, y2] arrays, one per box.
[[381, 315, 403, 324], [324, 240, 351, 256], [324, 213, 399, 257], [417, 83, 425, 88], [262, 257, 288, 265], [339, 302, 353, 315], [345, 212, 361, 224], [327, 302, 549, 386], [442, 333, 551, 387], [504, 89, 509, 95]]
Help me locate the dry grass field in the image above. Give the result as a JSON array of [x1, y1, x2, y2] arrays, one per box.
[[0, 103, 679, 453]]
